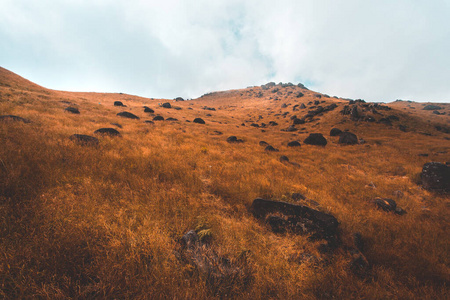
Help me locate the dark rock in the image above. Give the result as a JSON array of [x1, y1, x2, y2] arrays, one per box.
[[117, 111, 140, 119], [267, 216, 287, 233], [212, 131, 223, 135], [259, 141, 269, 146], [304, 133, 327, 146], [296, 92, 304, 98], [64, 107, 80, 114], [265, 145, 279, 152], [338, 132, 358, 145], [283, 125, 297, 132], [268, 121, 278, 126], [227, 136, 243, 143], [69, 134, 99, 146], [0, 115, 31, 123], [94, 128, 121, 136], [287, 141, 301, 147], [365, 116, 376, 122], [144, 106, 154, 113], [161, 102, 172, 108], [372, 198, 397, 212], [174, 97, 184, 101], [351, 106, 359, 119], [250, 123, 260, 127], [418, 153, 429, 157], [114, 101, 125, 107], [423, 105, 442, 110], [144, 120, 154, 124], [293, 118, 305, 125], [421, 162, 450, 193], [398, 125, 407, 132], [153, 115, 164, 121], [291, 193, 306, 201], [250, 198, 339, 245], [111, 123, 122, 128], [387, 115, 399, 121], [280, 155, 290, 163], [378, 118, 392, 126], [166, 117, 178, 121], [193, 118, 206, 124], [330, 128, 343, 136], [300, 103, 306, 109]]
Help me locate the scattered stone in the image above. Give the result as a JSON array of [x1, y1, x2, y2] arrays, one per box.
[[423, 105, 442, 110], [161, 102, 172, 108], [300, 103, 306, 109], [338, 132, 358, 145], [268, 121, 278, 126], [330, 128, 343, 136], [372, 198, 406, 215], [418, 153, 429, 157], [166, 117, 178, 121], [421, 162, 450, 193], [174, 97, 184, 101], [304, 133, 327, 146], [293, 118, 305, 125], [114, 101, 125, 107], [227, 136, 243, 143], [153, 115, 164, 121], [144, 106, 154, 113], [0, 115, 31, 123], [280, 155, 290, 163], [64, 107, 80, 114], [94, 128, 121, 136], [193, 118, 206, 124], [283, 125, 297, 132], [69, 134, 99, 146], [259, 141, 269, 146], [144, 120, 154, 124], [287, 141, 301, 147], [265, 145, 279, 152], [250, 198, 339, 246], [117, 111, 140, 119], [296, 92, 304, 98], [398, 125, 407, 132]]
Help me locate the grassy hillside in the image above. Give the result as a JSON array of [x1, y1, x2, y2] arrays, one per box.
[[0, 68, 449, 299]]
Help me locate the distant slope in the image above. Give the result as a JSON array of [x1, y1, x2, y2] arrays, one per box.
[[0, 67, 47, 92]]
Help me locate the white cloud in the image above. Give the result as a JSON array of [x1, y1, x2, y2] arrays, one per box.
[[0, 0, 449, 102]]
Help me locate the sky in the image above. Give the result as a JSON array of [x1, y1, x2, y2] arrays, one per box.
[[1, 0, 449, 103]]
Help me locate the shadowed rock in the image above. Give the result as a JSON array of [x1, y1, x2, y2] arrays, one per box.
[[304, 133, 327, 146], [265, 145, 279, 152], [293, 118, 305, 125], [423, 104, 442, 110], [371, 198, 406, 215], [114, 101, 125, 107], [227, 136, 243, 143], [94, 128, 121, 136], [153, 115, 164, 121], [193, 118, 206, 124], [338, 132, 358, 145], [0, 115, 31, 123], [166, 117, 178, 121], [64, 107, 80, 114], [250, 198, 339, 245], [421, 162, 450, 193], [287, 141, 301, 147], [117, 111, 140, 119], [161, 102, 172, 108], [330, 128, 342, 136], [69, 134, 99, 146], [280, 155, 289, 163], [143, 106, 154, 113]]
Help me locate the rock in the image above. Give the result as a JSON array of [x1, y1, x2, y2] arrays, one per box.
[[117, 111, 140, 119], [174, 97, 184, 101], [423, 104, 442, 110], [111, 123, 122, 128], [280, 155, 289, 163], [421, 162, 450, 193], [372, 198, 406, 214], [166, 117, 178, 121], [330, 128, 343, 136], [161, 102, 171, 108], [250, 198, 339, 245], [287, 141, 301, 147], [351, 106, 359, 119], [143, 106, 154, 113], [293, 118, 305, 125], [144, 120, 154, 124], [94, 128, 121, 136], [193, 118, 205, 124], [265, 145, 279, 152], [296, 92, 304, 98], [304, 133, 327, 146], [114, 101, 125, 107], [0, 115, 31, 123], [153, 115, 164, 121], [338, 132, 358, 145], [227, 136, 243, 143], [378, 118, 392, 126], [64, 107, 80, 114], [69, 134, 99, 146], [291, 193, 306, 201], [300, 103, 306, 109], [268, 121, 278, 126], [283, 125, 297, 132], [266, 216, 287, 233], [259, 141, 269, 146], [250, 123, 260, 128]]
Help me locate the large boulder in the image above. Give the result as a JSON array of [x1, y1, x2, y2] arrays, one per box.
[[117, 111, 140, 119], [338, 132, 358, 145], [304, 133, 327, 146], [421, 162, 450, 193], [250, 198, 339, 246], [330, 128, 342, 136]]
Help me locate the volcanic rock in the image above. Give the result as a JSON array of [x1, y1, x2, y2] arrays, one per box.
[[287, 141, 301, 147], [330, 128, 343, 136], [117, 112, 140, 119], [338, 132, 358, 145], [64, 107, 80, 114], [94, 128, 121, 136], [193, 118, 206, 124], [304, 133, 327, 146]]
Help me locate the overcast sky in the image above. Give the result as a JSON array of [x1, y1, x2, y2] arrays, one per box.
[[1, 0, 449, 102]]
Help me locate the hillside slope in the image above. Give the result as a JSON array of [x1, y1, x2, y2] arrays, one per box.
[[0, 68, 449, 299]]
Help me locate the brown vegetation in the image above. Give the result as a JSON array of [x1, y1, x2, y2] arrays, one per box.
[[0, 67, 449, 299]]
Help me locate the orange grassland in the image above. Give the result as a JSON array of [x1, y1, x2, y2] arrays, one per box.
[[0, 67, 449, 299]]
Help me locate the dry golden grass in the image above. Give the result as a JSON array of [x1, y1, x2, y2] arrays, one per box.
[[0, 67, 449, 299]]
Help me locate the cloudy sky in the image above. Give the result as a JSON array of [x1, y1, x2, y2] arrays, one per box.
[[1, 0, 449, 102]]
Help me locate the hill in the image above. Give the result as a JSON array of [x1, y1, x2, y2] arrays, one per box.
[[0, 67, 449, 299]]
